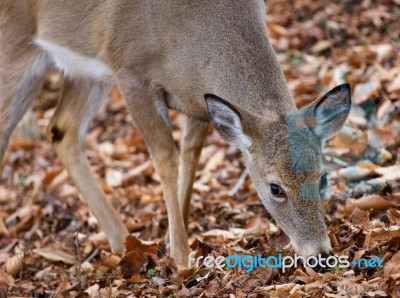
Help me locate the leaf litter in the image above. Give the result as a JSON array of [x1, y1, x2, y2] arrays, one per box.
[[1, 0, 400, 297]]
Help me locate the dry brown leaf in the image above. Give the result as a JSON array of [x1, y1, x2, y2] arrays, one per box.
[[128, 273, 148, 283], [353, 79, 381, 103], [178, 267, 196, 279], [364, 226, 400, 248], [6, 253, 24, 276], [85, 284, 100, 298], [105, 168, 123, 187], [349, 207, 370, 228], [387, 209, 400, 225], [55, 279, 72, 293], [331, 165, 378, 180], [205, 278, 221, 297], [120, 235, 158, 271], [374, 165, 400, 181], [42, 168, 64, 187], [371, 44, 393, 62], [341, 195, 397, 214], [290, 284, 305, 297], [0, 186, 16, 204], [0, 216, 9, 236], [0, 268, 14, 288], [199, 149, 225, 183], [33, 247, 76, 265], [8, 138, 38, 150], [304, 266, 319, 279], [353, 250, 365, 261], [47, 169, 69, 193], [88, 231, 108, 246], [256, 283, 298, 297], [102, 253, 122, 269], [140, 194, 162, 205], [201, 229, 235, 239], [377, 99, 393, 121], [101, 183, 114, 194], [58, 184, 79, 199], [6, 205, 41, 235], [384, 251, 400, 278], [267, 22, 288, 38], [311, 40, 332, 53], [293, 268, 311, 283], [304, 280, 323, 293], [388, 73, 400, 92], [330, 129, 369, 157]]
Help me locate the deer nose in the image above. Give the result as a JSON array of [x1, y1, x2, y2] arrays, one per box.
[[314, 250, 334, 272], [320, 250, 334, 259]]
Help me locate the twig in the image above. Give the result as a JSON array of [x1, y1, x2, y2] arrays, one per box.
[[83, 248, 99, 264], [75, 233, 81, 286], [228, 170, 248, 197], [123, 160, 153, 183]]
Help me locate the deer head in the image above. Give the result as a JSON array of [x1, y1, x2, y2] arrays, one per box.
[[206, 83, 351, 257]]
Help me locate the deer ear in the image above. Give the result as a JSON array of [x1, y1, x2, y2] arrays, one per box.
[[306, 84, 352, 139], [205, 94, 252, 149]]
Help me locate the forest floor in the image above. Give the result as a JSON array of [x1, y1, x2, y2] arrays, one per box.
[[1, 0, 400, 297]]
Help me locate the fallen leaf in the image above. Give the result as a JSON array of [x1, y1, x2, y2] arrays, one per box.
[[105, 168, 123, 187], [341, 195, 397, 214], [364, 226, 400, 248], [388, 73, 400, 92], [0, 268, 14, 288], [267, 22, 288, 38], [120, 235, 158, 271], [202, 229, 235, 239], [384, 251, 400, 278], [6, 253, 24, 276], [33, 247, 76, 265], [85, 284, 100, 298], [311, 40, 332, 53]]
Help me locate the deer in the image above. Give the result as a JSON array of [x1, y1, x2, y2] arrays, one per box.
[[0, 0, 351, 266]]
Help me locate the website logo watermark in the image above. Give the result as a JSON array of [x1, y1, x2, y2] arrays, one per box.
[[188, 252, 383, 273]]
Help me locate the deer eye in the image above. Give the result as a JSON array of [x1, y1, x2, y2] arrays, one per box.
[[270, 183, 285, 197], [320, 173, 327, 190]]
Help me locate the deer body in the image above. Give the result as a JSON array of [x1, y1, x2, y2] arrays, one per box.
[[35, 0, 293, 118], [1, 0, 351, 265]]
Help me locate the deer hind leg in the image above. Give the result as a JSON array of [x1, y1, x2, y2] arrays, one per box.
[[179, 116, 209, 230], [48, 79, 128, 252], [0, 50, 49, 163], [119, 80, 189, 265]]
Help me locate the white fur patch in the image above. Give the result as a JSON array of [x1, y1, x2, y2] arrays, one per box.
[[35, 39, 113, 81], [206, 96, 252, 149]]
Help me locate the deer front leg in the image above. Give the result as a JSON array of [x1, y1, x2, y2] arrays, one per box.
[[120, 83, 189, 265], [49, 79, 128, 252], [179, 116, 209, 229]]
